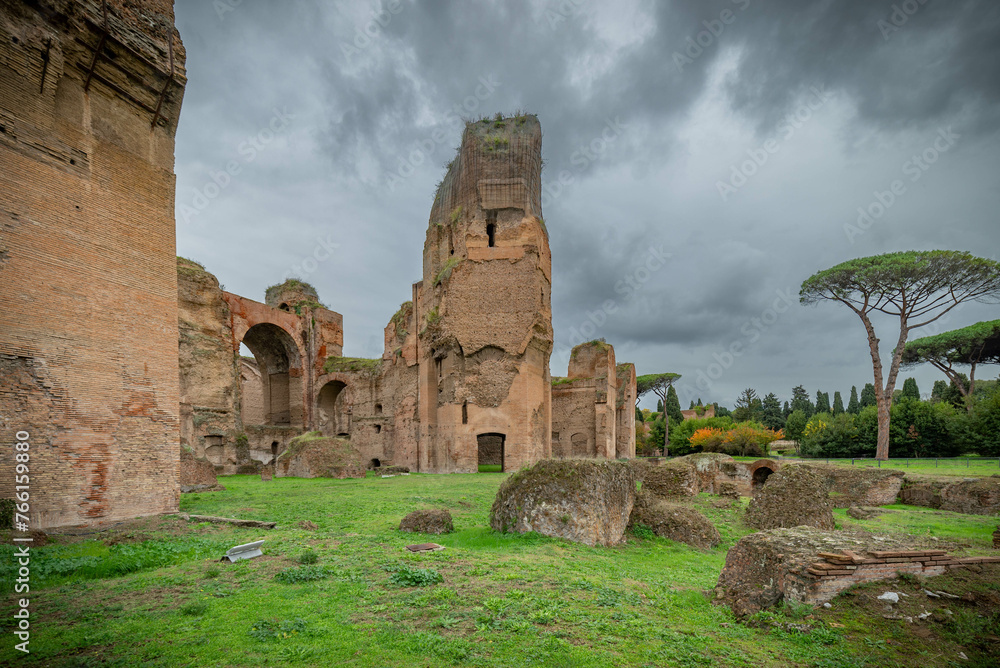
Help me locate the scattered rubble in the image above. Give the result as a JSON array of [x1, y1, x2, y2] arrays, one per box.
[[399, 509, 454, 535], [628, 491, 721, 549]]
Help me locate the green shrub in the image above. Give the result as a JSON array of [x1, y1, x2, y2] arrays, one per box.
[[384, 563, 443, 587], [274, 565, 331, 584], [971, 388, 1000, 455], [298, 549, 318, 565], [249, 618, 307, 641], [663, 416, 735, 455]]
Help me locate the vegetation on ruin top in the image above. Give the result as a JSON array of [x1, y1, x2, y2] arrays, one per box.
[[323, 356, 382, 376], [278, 431, 354, 462], [570, 339, 610, 358], [265, 278, 321, 303], [551, 376, 576, 386]]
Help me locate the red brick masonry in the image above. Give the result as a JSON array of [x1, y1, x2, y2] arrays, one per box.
[[806, 549, 1000, 601]]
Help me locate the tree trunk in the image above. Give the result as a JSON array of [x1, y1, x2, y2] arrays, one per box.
[[659, 389, 670, 457], [875, 391, 891, 461]]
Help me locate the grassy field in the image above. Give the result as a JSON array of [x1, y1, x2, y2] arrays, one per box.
[[1, 472, 997, 667]]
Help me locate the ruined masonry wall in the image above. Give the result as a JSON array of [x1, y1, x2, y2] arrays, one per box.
[[0, 0, 187, 528]]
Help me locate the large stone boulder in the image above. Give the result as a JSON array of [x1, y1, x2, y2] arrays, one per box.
[[490, 459, 637, 547], [275, 432, 366, 479], [180, 446, 224, 493], [745, 464, 835, 530], [632, 458, 698, 498], [629, 491, 720, 549], [939, 475, 1000, 515], [801, 465, 905, 507], [400, 509, 454, 534]]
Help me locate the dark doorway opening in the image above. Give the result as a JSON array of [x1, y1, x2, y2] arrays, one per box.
[[486, 223, 496, 247], [477, 433, 505, 472], [752, 466, 774, 492], [370, 458, 381, 469], [270, 441, 279, 463]]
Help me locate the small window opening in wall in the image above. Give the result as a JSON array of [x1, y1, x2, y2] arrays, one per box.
[[271, 441, 279, 457], [462, 401, 468, 424], [11, 36, 19, 44], [278, 303, 290, 312], [69, 158, 76, 165], [486, 223, 496, 247], [370, 458, 381, 468], [374, 424, 382, 434], [375, 403, 383, 414]]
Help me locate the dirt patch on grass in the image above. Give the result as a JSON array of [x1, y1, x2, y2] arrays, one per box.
[[817, 564, 1000, 664]]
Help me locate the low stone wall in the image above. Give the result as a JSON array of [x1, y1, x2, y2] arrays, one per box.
[[715, 527, 1000, 616], [635, 455, 780, 499], [899, 475, 1000, 515], [805, 465, 905, 507]]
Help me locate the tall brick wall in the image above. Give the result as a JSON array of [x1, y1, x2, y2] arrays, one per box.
[[0, 0, 186, 528]]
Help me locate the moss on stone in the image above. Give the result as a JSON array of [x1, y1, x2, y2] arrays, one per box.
[[434, 257, 462, 286], [551, 377, 575, 386]]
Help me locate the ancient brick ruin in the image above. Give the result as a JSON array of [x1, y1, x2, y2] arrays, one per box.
[[715, 526, 1000, 616], [0, 2, 635, 528], [177, 114, 638, 476], [0, 0, 186, 528]]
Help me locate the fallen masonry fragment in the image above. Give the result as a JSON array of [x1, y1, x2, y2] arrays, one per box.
[[714, 526, 1000, 616]]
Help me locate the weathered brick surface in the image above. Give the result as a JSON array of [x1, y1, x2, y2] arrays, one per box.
[[179, 447, 217, 488], [0, 0, 186, 528], [715, 527, 998, 616]]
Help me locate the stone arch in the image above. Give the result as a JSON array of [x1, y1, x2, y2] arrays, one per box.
[[749, 459, 780, 492], [317, 379, 350, 437], [241, 323, 301, 426], [571, 432, 590, 457]]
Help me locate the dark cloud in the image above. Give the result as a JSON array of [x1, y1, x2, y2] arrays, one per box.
[[173, 0, 1000, 407]]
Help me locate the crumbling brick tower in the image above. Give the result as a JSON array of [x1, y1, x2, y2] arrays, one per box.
[[0, 0, 186, 528], [415, 114, 553, 472]]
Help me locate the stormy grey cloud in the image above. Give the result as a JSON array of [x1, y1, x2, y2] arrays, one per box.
[[174, 0, 1000, 409]]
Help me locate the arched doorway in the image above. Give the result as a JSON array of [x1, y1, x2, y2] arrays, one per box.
[[752, 466, 775, 492], [240, 323, 300, 426], [477, 433, 505, 472], [317, 380, 350, 437]]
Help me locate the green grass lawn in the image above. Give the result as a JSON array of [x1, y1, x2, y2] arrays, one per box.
[[1, 473, 997, 667]]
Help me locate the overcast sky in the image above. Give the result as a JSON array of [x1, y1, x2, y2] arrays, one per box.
[[173, 0, 1000, 410]]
